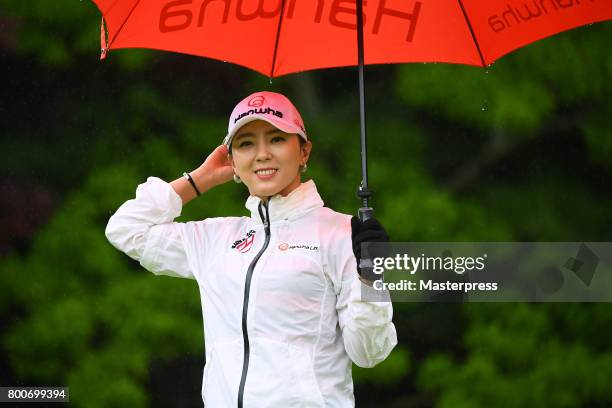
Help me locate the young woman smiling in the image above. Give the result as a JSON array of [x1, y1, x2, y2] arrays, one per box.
[[105, 91, 397, 407]]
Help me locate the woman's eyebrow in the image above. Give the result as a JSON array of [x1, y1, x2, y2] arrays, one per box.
[[235, 128, 284, 140]]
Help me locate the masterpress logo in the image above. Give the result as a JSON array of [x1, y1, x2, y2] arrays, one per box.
[[487, 0, 596, 33]]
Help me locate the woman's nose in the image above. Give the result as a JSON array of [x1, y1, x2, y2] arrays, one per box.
[[255, 141, 272, 161]]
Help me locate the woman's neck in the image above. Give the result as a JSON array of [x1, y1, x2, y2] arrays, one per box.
[[255, 177, 303, 204]]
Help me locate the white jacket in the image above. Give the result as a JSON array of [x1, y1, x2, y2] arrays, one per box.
[[105, 177, 397, 407]]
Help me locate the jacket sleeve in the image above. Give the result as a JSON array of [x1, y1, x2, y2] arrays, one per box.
[[334, 224, 398, 368], [105, 176, 201, 280]]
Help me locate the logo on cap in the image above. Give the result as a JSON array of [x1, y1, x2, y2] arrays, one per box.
[[248, 96, 265, 107], [234, 107, 283, 123]]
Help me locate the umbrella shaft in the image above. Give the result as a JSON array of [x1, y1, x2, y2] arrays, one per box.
[[357, 0, 369, 209]]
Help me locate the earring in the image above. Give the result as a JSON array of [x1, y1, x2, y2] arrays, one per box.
[[300, 163, 308, 174], [233, 173, 242, 183]]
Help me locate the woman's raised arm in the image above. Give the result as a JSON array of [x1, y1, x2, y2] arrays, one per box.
[[104, 145, 233, 279]]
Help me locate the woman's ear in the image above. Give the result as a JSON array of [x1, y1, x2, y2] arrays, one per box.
[[301, 140, 312, 164]]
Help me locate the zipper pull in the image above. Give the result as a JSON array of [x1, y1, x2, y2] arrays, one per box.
[[265, 197, 271, 229], [258, 200, 269, 228], [258, 198, 271, 230]]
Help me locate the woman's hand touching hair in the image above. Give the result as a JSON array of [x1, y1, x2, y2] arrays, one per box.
[[200, 144, 234, 188], [170, 144, 235, 205]]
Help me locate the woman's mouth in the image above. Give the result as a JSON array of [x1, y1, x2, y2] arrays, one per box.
[[254, 168, 278, 180]]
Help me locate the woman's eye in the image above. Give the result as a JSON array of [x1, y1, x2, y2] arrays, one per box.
[[238, 141, 252, 148], [271, 136, 285, 143]]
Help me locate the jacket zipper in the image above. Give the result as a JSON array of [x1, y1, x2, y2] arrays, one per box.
[[237, 199, 271, 408]]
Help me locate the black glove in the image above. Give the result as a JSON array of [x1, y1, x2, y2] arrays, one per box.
[[351, 216, 389, 282]]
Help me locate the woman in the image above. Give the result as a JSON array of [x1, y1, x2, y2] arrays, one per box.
[[105, 91, 397, 407]]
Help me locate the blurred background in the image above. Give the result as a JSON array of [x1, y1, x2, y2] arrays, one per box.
[[1, 1, 611, 407]]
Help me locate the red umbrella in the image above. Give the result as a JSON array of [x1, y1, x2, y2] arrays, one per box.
[[92, 0, 611, 219]]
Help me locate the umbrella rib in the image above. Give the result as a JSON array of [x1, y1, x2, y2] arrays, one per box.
[[456, 0, 487, 67], [270, 0, 288, 79], [106, 0, 143, 53]]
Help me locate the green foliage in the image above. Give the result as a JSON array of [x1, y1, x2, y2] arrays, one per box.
[[396, 24, 610, 136], [0, 0, 152, 69], [1, 163, 202, 406], [398, 63, 554, 134], [353, 346, 411, 385], [0, 2, 610, 407], [0, 0, 96, 66], [419, 304, 612, 407]]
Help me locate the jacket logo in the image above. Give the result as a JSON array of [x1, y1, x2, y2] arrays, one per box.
[[232, 229, 256, 253], [278, 243, 319, 252]]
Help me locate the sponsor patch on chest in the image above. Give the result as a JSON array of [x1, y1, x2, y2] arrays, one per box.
[[277, 242, 319, 252], [231, 229, 256, 253]]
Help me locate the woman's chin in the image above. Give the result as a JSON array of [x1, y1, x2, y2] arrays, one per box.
[[245, 175, 296, 199]]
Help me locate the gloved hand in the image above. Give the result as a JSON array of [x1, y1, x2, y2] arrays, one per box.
[[351, 216, 389, 283]]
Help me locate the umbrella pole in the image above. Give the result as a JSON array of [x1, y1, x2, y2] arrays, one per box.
[[356, 0, 373, 222]]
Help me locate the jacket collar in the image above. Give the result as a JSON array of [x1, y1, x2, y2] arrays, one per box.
[[245, 179, 324, 225]]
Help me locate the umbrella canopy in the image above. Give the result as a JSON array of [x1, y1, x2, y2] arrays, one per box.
[[92, 0, 612, 219], [95, 0, 610, 75]]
